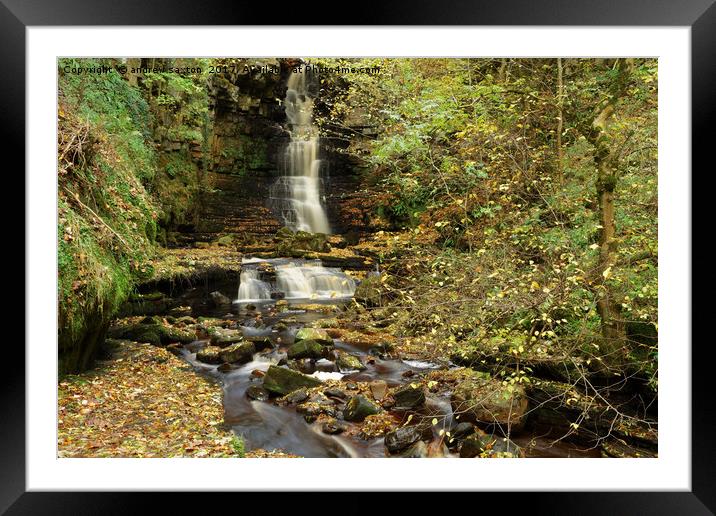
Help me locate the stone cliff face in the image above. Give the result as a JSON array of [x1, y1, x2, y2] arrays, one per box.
[[181, 58, 367, 241]]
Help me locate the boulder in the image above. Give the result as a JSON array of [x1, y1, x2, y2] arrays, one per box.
[[246, 336, 273, 351], [219, 342, 255, 364], [246, 385, 270, 401], [396, 440, 429, 458], [343, 395, 381, 422], [287, 339, 324, 360], [460, 433, 521, 458], [336, 351, 366, 372], [262, 365, 322, 396], [196, 347, 223, 365], [369, 380, 388, 401], [393, 384, 426, 410], [447, 422, 476, 448], [451, 370, 529, 432], [294, 327, 333, 346], [208, 327, 244, 347], [208, 291, 232, 308], [384, 426, 422, 453], [324, 388, 347, 399], [322, 418, 347, 435], [285, 389, 310, 404]]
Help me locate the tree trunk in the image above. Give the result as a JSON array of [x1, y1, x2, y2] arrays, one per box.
[[556, 58, 564, 186]]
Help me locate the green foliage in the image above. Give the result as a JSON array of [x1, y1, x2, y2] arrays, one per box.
[[230, 434, 246, 457]]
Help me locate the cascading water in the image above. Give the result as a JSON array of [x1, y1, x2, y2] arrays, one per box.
[[237, 269, 271, 302], [236, 258, 356, 303], [269, 68, 331, 234]]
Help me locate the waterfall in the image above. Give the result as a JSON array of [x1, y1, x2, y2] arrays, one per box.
[[237, 269, 271, 302], [270, 68, 331, 234], [236, 258, 356, 302]]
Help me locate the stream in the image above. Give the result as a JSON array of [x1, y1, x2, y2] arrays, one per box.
[[171, 257, 601, 458]]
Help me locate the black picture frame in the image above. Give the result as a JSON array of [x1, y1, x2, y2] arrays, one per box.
[[6, 0, 709, 513]]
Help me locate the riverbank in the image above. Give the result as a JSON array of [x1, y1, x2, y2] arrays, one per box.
[[57, 339, 296, 458]]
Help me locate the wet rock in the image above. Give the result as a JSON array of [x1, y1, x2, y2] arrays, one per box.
[[393, 384, 426, 410], [346, 382, 358, 390], [246, 385, 270, 401], [274, 321, 288, 332], [401, 370, 415, 378], [217, 363, 233, 373], [343, 395, 381, 422], [160, 326, 196, 344], [447, 422, 476, 448], [297, 402, 335, 420], [451, 370, 529, 432], [185, 340, 208, 353], [219, 341, 255, 364], [321, 418, 347, 435], [460, 433, 521, 458], [209, 291, 232, 308], [285, 389, 309, 404], [381, 398, 396, 410], [336, 351, 366, 372], [294, 327, 333, 346], [262, 365, 322, 396], [324, 388, 347, 399], [396, 440, 429, 458], [384, 426, 422, 453], [208, 327, 244, 347], [196, 347, 223, 365], [287, 339, 324, 360], [315, 359, 337, 372], [246, 336, 273, 351], [251, 369, 265, 379], [369, 380, 388, 401], [165, 343, 183, 357], [287, 359, 316, 374]]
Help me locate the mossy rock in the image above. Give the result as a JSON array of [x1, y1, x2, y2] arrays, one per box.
[[287, 339, 324, 360], [336, 351, 366, 372], [343, 395, 381, 422], [196, 347, 223, 364], [208, 327, 244, 347], [214, 234, 235, 247], [219, 341, 255, 364], [294, 327, 333, 346], [451, 370, 529, 432], [393, 383, 426, 410], [262, 365, 322, 396]]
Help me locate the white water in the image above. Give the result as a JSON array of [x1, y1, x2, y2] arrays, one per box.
[[236, 258, 356, 302], [270, 69, 331, 234], [237, 269, 271, 302]]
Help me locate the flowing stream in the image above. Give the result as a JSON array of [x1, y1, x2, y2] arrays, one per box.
[[269, 69, 331, 234]]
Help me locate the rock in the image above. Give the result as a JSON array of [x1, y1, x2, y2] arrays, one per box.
[[451, 370, 529, 432], [246, 336, 273, 351], [460, 433, 521, 458], [262, 365, 322, 396], [274, 322, 288, 332], [336, 351, 366, 372], [219, 341, 255, 364], [208, 327, 244, 347], [185, 340, 208, 353], [165, 343, 183, 357], [447, 422, 476, 448], [354, 274, 382, 307], [297, 402, 335, 419], [196, 347, 223, 365], [159, 326, 196, 344], [140, 315, 163, 325], [396, 440, 429, 458], [217, 363, 233, 373], [369, 342, 395, 355], [251, 369, 265, 378], [369, 380, 388, 401], [294, 327, 333, 346], [287, 359, 316, 374], [321, 418, 347, 435], [324, 388, 347, 399], [287, 339, 324, 360], [393, 384, 426, 410], [384, 426, 422, 453], [246, 385, 270, 401], [208, 291, 232, 308], [285, 388, 310, 404], [343, 395, 381, 422]]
